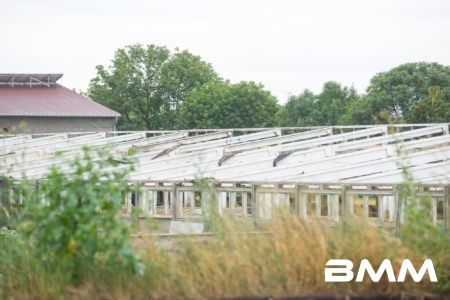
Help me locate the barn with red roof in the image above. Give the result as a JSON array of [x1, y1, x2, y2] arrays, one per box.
[[0, 74, 120, 133]]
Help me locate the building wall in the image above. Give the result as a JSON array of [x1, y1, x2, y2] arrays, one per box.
[[0, 116, 116, 133]]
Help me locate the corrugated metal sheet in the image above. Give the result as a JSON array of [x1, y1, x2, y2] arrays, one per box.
[[0, 85, 120, 117]]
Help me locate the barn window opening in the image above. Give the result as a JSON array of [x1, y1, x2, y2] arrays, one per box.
[[353, 195, 364, 216], [194, 192, 202, 208], [236, 194, 242, 207], [131, 191, 137, 206], [320, 195, 328, 217], [368, 196, 379, 218], [156, 191, 164, 207], [437, 197, 444, 224], [307, 194, 315, 217]]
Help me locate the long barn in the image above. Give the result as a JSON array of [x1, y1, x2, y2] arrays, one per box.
[[1, 124, 449, 231], [0, 74, 120, 133]]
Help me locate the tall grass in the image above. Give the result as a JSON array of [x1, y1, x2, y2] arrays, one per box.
[[2, 212, 447, 299], [133, 215, 445, 299]]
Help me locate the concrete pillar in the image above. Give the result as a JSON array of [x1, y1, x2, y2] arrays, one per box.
[[348, 195, 354, 214], [315, 194, 321, 218], [341, 186, 347, 224], [378, 195, 384, 224], [331, 194, 339, 222], [363, 195, 369, 217], [171, 184, 177, 220], [242, 192, 248, 218], [186, 191, 194, 215], [218, 192, 227, 214], [295, 184, 300, 216], [257, 193, 270, 219], [230, 192, 237, 209], [140, 190, 147, 215], [126, 192, 132, 214], [445, 185, 449, 229], [432, 197, 437, 225], [300, 193, 307, 219]]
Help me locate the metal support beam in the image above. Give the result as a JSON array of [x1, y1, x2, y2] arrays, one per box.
[[218, 151, 240, 166], [273, 151, 294, 167]]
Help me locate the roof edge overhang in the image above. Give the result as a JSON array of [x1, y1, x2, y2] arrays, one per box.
[[0, 114, 120, 118], [0, 74, 64, 87]]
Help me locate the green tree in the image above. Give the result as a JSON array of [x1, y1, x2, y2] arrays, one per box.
[[160, 50, 220, 129], [88, 44, 218, 130], [276, 90, 318, 126], [15, 147, 142, 283], [338, 97, 374, 125], [177, 81, 279, 128], [365, 62, 450, 122], [276, 82, 359, 126], [410, 87, 450, 123], [317, 81, 359, 125]]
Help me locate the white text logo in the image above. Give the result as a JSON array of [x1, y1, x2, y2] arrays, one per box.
[[325, 259, 437, 282]]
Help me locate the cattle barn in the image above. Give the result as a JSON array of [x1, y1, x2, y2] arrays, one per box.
[[0, 74, 119, 133]]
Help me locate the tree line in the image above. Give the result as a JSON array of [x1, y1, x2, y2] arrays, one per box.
[[88, 44, 449, 130]]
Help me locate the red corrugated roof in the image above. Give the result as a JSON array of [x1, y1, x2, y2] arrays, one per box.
[[0, 85, 120, 117]]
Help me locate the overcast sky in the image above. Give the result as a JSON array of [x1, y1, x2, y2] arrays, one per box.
[[2, 0, 450, 103]]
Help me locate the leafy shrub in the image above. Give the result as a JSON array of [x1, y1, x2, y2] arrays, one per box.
[[15, 147, 143, 283], [398, 182, 450, 292], [0, 226, 16, 237]]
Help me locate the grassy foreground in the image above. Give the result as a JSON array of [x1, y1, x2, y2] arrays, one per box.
[[0, 148, 448, 298], [1, 214, 448, 299]]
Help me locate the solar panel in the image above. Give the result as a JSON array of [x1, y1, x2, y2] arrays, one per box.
[[0, 74, 63, 86]]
